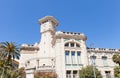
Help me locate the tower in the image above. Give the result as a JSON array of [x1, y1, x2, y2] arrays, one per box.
[[38, 16, 58, 57]]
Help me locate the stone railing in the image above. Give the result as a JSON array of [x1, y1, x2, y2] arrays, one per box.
[[87, 47, 120, 53]]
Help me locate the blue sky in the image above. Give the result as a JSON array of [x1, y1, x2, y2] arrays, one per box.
[[0, 0, 120, 48]]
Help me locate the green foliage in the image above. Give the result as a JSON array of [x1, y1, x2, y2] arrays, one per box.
[[0, 42, 20, 61], [0, 51, 11, 78], [112, 54, 120, 66], [114, 66, 120, 78], [11, 67, 26, 78], [0, 67, 26, 78], [0, 42, 25, 78], [79, 65, 102, 78], [112, 54, 120, 78]]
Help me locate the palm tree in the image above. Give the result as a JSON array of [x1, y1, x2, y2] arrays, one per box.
[[0, 51, 11, 78], [0, 42, 20, 62], [0, 42, 20, 78]]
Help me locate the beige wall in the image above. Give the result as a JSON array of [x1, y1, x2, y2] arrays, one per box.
[[19, 16, 119, 78]]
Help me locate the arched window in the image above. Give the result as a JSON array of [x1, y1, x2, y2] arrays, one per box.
[[65, 43, 69, 47], [70, 43, 74, 47], [102, 56, 107, 66], [90, 55, 96, 65], [65, 42, 80, 48], [76, 43, 80, 47]]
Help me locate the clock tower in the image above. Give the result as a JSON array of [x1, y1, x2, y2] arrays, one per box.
[[38, 16, 58, 57]]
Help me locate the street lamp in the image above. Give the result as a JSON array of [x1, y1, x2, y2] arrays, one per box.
[[90, 44, 96, 78]]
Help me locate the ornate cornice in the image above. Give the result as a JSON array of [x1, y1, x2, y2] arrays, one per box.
[[20, 46, 39, 51], [87, 47, 120, 53], [38, 16, 59, 26], [55, 31, 87, 41]]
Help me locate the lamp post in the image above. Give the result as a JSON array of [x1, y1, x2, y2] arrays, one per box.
[[90, 44, 96, 78], [92, 62, 96, 78]]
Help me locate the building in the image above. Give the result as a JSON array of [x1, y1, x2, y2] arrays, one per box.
[[19, 16, 120, 78]]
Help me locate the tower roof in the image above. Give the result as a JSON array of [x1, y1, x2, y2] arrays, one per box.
[[38, 16, 59, 26]]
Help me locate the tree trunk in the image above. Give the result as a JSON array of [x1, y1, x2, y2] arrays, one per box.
[[7, 55, 11, 61], [1, 68, 4, 78]]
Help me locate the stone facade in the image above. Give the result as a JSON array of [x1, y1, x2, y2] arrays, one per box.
[[19, 16, 120, 78]]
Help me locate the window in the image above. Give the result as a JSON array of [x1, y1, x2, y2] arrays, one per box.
[[76, 43, 80, 47], [27, 61, 30, 65], [70, 43, 74, 47], [65, 42, 80, 48], [65, 51, 70, 64], [65, 43, 69, 47], [66, 71, 71, 78], [102, 56, 108, 66], [71, 51, 76, 64], [77, 51, 81, 64], [105, 71, 111, 78], [90, 56, 96, 65], [73, 71, 77, 78], [43, 64, 45, 66]]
